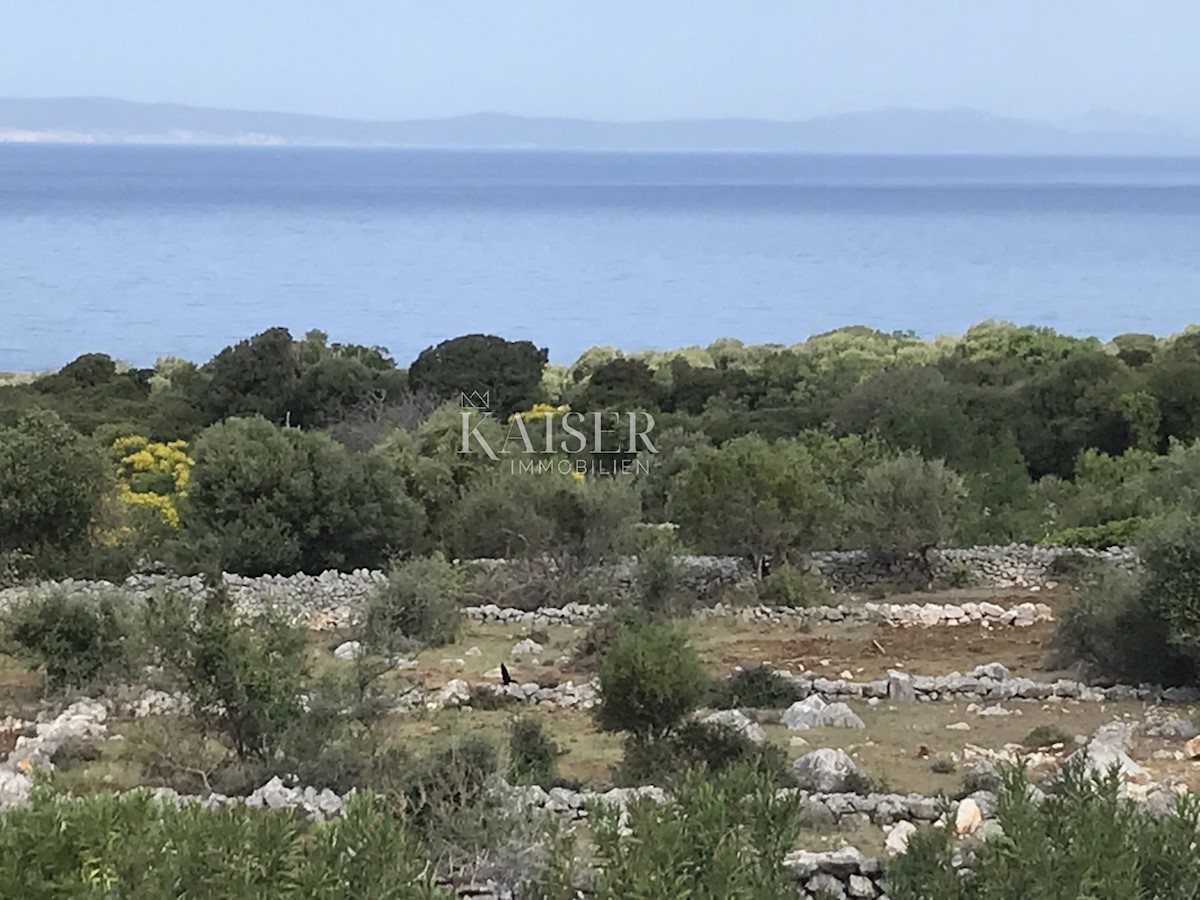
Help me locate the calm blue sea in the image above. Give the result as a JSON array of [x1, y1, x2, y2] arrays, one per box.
[[3, 146, 1200, 372]]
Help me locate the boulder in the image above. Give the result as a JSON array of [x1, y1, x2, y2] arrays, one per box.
[[332, 640, 361, 660], [793, 748, 862, 792], [436, 679, 472, 708], [885, 820, 917, 855], [512, 639, 545, 658], [954, 798, 983, 835], [703, 709, 767, 744], [969, 662, 1009, 681], [782, 696, 865, 730]]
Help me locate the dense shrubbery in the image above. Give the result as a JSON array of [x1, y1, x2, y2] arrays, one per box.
[[0, 589, 139, 690], [0, 784, 447, 899], [709, 665, 803, 710], [1052, 512, 1200, 686], [888, 762, 1200, 900], [361, 553, 463, 652], [7, 322, 1200, 582], [588, 764, 804, 900]]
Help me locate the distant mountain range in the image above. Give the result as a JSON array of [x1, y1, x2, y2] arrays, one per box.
[[2, 97, 1199, 155]]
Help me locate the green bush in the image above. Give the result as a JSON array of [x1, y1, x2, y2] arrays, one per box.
[[594, 621, 710, 741], [571, 606, 652, 671], [1, 589, 138, 690], [1041, 517, 1144, 549], [508, 717, 568, 786], [182, 415, 425, 576], [758, 563, 826, 607], [935, 561, 977, 590], [144, 582, 310, 761], [633, 532, 687, 615], [847, 452, 965, 567], [362, 553, 463, 652], [1050, 567, 1190, 685], [0, 410, 108, 576], [1051, 513, 1200, 686], [589, 764, 804, 900], [618, 720, 791, 788], [1022, 724, 1074, 748], [1044, 549, 1110, 587], [1139, 511, 1200, 670], [0, 783, 446, 898], [708, 666, 802, 710], [888, 761, 1200, 900]]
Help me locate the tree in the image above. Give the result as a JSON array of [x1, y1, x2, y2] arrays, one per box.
[[1014, 351, 1145, 478], [196, 327, 301, 425], [1140, 511, 1200, 669], [574, 358, 661, 411], [407, 334, 548, 418], [848, 452, 965, 574], [182, 416, 424, 575], [666, 435, 836, 574], [0, 410, 108, 572], [594, 621, 709, 742], [444, 471, 639, 564]]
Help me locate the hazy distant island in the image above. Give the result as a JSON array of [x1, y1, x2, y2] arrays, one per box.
[[3, 97, 1200, 155]]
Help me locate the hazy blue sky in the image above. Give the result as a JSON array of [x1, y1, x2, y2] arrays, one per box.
[[3, 2, 1198, 123]]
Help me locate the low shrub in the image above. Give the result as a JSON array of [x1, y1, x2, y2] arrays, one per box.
[[143, 581, 310, 761], [1044, 549, 1111, 586], [708, 666, 802, 710], [594, 621, 710, 741], [934, 561, 977, 590], [571, 606, 650, 671], [633, 533, 688, 615], [1022, 724, 1074, 748], [362, 553, 462, 652], [758, 563, 826, 607], [508, 717, 568, 786], [1040, 517, 1144, 550], [466, 685, 513, 710], [1, 589, 139, 691], [618, 720, 792, 788]]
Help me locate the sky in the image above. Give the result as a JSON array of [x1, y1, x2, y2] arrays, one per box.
[[2, 2, 1199, 125]]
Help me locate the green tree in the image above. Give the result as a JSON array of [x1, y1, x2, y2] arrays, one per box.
[[0, 410, 108, 572], [183, 416, 424, 575], [196, 326, 301, 425], [594, 621, 709, 742], [848, 452, 965, 571], [666, 434, 836, 573], [407, 334, 548, 418]]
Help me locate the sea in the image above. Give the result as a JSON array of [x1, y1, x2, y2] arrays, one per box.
[[2, 145, 1200, 372]]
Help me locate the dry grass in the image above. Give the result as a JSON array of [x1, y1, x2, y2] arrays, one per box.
[[767, 697, 1198, 796]]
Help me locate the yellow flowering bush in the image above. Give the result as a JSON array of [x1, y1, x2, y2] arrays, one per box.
[[108, 435, 193, 530], [507, 404, 585, 482], [508, 402, 570, 423]]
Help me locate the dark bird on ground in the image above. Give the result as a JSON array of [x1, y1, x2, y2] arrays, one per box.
[[501, 663, 513, 686]]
